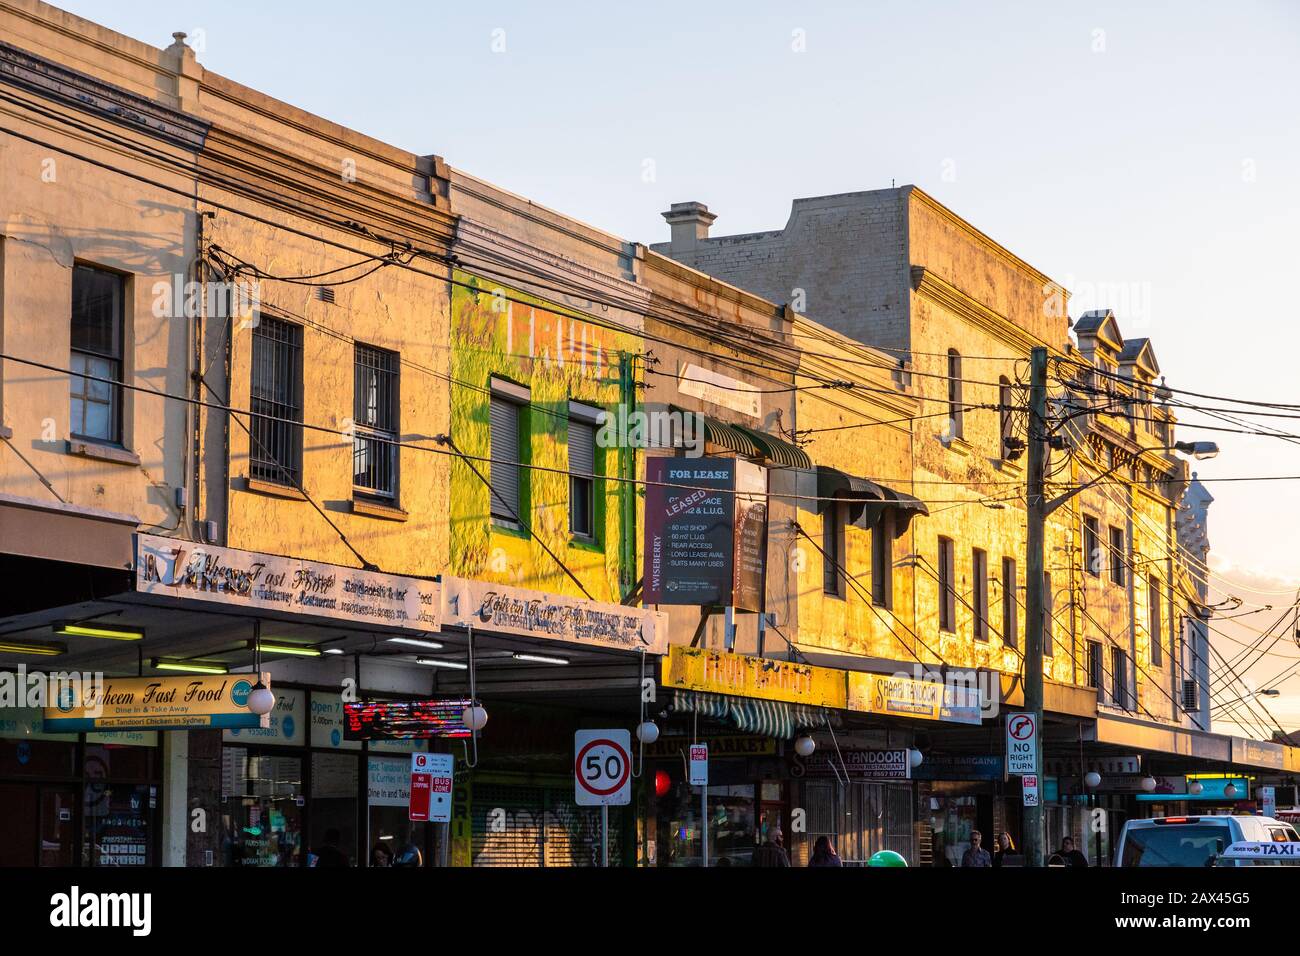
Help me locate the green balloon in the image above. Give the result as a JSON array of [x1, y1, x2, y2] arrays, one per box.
[[867, 850, 908, 867]]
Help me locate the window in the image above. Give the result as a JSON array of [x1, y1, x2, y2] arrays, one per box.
[[250, 317, 303, 485], [972, 548, 988, 642], [1148, 575, 1163, 667], [1042, 572, 1054, 657], [1001, 557, 1018, 650], [999, 376, 1015, 459], [1087, 641, 1103, 689], [70, 264, 125, 444], [946, 350, 964, 440], [1111, 647, 1130, 709], [937, 537, 956, 632], [489, 379, 529, 525], [1083, 516, 1101, 577], [823, 499, 846, 597], [871, 511, 894, 608], [1109, 526, 1126, 586], [569, 402, 600, 540], [352, 344, 399, 500]]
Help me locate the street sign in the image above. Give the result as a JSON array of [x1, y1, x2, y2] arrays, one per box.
[[1022, 774, 1040, 807], [689, 743, 709, 786], [1005, 711, 1038, 775], [575, 730, 633, 807], [409, 752, 453, 823]]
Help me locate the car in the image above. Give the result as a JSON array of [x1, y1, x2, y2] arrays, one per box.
[[1115, 815, 1300, 867]]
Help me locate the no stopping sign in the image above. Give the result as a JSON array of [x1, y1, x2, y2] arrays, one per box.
[[575, 729, 632, 806]]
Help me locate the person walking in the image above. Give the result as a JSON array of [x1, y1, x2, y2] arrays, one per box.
[[992, 831, 1015, 867], [809, 835, 843, 868], [960, 829, 992, 868], [753, 825, 791, 867]]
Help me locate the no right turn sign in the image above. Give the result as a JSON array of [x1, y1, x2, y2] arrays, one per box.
[[1005, 712, 1038, 776]]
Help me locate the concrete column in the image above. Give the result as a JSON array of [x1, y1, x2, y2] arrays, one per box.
[[161, 730, 188, 866]]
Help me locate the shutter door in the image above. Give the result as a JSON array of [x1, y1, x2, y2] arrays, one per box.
[[489, 398, 520, 520], [470, 783, 623, 867], [569, 420, 595, 477]]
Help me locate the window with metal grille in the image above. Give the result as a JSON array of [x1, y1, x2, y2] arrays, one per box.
[[1182, 678, 1198, 712], [353, 344, 399, 499], [70, 264, 124, 444], [1001, 556, 1017, 649], [568, 404, 598, 539], [1148, 575, 1163, 667], [946, 349, 964, 440], [249, 316, 303, 484], [823, 499, 846, 597], [1109, 526, 1126, 586], [489, 381, 528, 524], [1111, 647, 1129, 709], [1083, 515, 1101, 577], [871, 510, 893, 608], [1043, 571, 1054, 657], [1087, 641, 1103, 689], [937, 537, 956, 632], [972, 548, 989, 642]]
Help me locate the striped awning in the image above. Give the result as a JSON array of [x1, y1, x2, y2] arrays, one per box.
[[736, 424, 813, 469], [667, 690, 837, 739], [668, 406, 813, 469]]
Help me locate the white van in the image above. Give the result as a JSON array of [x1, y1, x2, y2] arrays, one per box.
[[1115, 815, 1300, 867]]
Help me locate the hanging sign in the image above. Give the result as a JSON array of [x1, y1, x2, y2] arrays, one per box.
[[44, 675, 269, 732], [344, 699, 472, 741]]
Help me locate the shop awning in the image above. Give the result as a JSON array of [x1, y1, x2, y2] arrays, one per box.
[[667, 689, 838, 739], [735, 425, 813, 469], [668, 407, 814, 469], [696, 414, 755, 458], [816, 466, 930, 535]]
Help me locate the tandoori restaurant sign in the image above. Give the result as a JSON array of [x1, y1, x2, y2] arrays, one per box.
[[134, 533, 440, 633], [441, 577, 669, 654], [661, 647, 848, 710], [846, 672, 984, 726], [43, 674, 270, 733]]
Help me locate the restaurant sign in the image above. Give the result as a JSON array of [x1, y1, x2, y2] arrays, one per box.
[[44, 674, 270, 732], [441, 577, 668, 654], [846, 672, 983, 726], [134, 533, 440, 632], [661, 647, 848, 709]]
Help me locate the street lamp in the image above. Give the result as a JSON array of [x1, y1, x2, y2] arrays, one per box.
[[1084, 772, 1102, 789], [794, 736, 817, 758], [1212, 688, 1280, 711]]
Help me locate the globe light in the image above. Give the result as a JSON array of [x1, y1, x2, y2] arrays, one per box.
[[794, 736, 816, 758], [909, 749, 924, 769], [1189, 781, 1204, 796], [462, 705, 489, 732], [247, 682, 276, 717], [1140, 775, 1158, 793], [636, 721, 661, 745], [1223, 783, 1238, 799], [1084, 771, 1102, 789]]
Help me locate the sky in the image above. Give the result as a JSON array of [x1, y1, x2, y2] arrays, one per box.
[[50, 0, 1300, 732]]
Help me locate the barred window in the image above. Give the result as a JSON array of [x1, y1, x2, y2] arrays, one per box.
[[353, 344, 399, 499], [70, 264, 124, 444], [250, 317, 303, 485]]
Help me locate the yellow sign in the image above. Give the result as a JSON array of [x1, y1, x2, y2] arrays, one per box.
[[43, 674, 271, 732], [661, 647, 847, 709], [847, 672, 983, 726]]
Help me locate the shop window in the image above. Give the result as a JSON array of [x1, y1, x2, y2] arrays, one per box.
[[250, 316, 304, 485], [221, 747, 303, 867], [490, 379, 529, 525], [353, 343, 399, 500], [367, 756, 427, 867], [70, 263, 125, 444], [308, 752, 359, 867], [938, 536, 956, 632], [972, 548, 988, 642]]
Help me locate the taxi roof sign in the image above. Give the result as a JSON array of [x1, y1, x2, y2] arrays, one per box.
[[1220, 841, 1300, 860]]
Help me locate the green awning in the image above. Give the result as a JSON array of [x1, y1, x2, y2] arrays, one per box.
[[700, 416, 756, 458], [667, 689, 837, 739], [735, 424, 813, 469], [667, 407, 813, 468]]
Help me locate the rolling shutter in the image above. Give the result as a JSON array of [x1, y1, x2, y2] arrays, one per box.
[[489, 397, 521, 521]]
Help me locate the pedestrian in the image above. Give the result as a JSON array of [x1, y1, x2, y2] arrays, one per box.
[[960, 829, 992, 868], [753, 825, 791, 867], [370, 842, 393, 867], [311, 828, 349, 867], [992, 831, 1015, 867], [1058, 836, 1089, 868], [809, 835, 843, 868]]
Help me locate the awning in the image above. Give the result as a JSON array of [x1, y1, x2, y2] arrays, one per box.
[[699, 415, 755, 458], [667, 689, 838, 739], [815, 466, 930, 535], [669, 406, 813, 469], [735, 425, 813, 469]]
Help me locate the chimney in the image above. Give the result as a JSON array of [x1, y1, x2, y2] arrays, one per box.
[[662, 202, 717, 253]]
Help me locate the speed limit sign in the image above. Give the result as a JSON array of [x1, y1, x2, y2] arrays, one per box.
[[574, 729, 632, 807]]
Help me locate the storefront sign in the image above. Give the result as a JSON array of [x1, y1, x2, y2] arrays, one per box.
[[662, 647, 848, 709], [441, 577, 668, 654], [1045, 755, 1142, 777], [689, 743, 709, 786], [846, 672, 983, 725], [344, 699, 472, 741], [43, 675, 270, 732], [644, 457, 737, 606], [799, 749, 911, 780], [1005, 712, 1038, 775], [912, 754, 1005, 782], [732, 460, 769, 613], [310, 692, 361, 750], [134, 533, 441, 632], [368, 756, 411, 807], [225, 689, 305, 745]]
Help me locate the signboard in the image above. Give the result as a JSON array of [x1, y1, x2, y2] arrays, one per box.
[[912, 754, 1005, 782], [662, 646, 848, 709], [689, 743, 710, 786], [1005, 712, 1038, 775], [798, 749, 911, 780], [310, 692, 361, 751], [575, 729, 633, 807], [1222, 841, 1300, 861], [134, 533, 440, 632], [43, 675, 270, 732], [409, 752, 453, 824], [1022, 774, 1040, 807], [644, 457, 737, 606], [642, 735, 776, 758], [732, 460, 769, 613], [225, 688, 305, 746], [441, 577, 667, 655], [678, 363, 762, 420], [367, 757, 411, 808], [847, 672, 983, 726], [344, 700, 472, 741], [1045, 755, 1141, 777]]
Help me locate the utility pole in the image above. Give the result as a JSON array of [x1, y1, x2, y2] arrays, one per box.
[[1023, 346, 1049, 868]]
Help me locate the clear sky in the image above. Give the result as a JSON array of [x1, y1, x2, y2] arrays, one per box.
[[50, 0, 1300, 731]]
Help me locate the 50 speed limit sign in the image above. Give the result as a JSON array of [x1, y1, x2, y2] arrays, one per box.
[[575, 729, 632, 807]]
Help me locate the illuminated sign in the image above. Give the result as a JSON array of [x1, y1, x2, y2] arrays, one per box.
[[344, 699, 472, 741], [44, 674, 269, 732]]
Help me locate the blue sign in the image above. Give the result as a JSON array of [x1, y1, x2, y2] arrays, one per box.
[[912, 754, 1005, 781]]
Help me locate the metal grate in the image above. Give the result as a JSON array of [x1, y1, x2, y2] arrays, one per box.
[[353, 343, 399, 499], [250, 317, 303, 485], [1182, 679, 1199, 712]]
